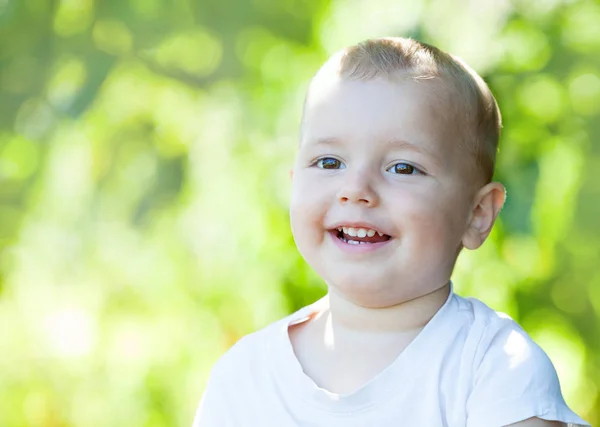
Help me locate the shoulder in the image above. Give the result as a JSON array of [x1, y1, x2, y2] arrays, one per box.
[[469, 297, 555, 377], [449, 295, 546, 369], [452, 295, 556, 387], [453, 293, 518, 330], [208, 305, 310, 383], [456, 296, 589, 427], [210, 321, 278, 379], [451, 292, 520, 333]]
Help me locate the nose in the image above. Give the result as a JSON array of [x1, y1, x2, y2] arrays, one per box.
[[336, 168, 379, 207]]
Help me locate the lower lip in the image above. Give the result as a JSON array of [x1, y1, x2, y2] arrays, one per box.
[[328, 230, 392, 253]]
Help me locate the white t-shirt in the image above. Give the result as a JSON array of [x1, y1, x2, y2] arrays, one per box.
[[193, 286, 589, 427]]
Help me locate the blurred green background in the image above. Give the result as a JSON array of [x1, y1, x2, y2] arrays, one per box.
[[0, 0, 599, 425]]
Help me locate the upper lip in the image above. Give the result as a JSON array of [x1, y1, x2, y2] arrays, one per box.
[[328, 221, 392, 236]]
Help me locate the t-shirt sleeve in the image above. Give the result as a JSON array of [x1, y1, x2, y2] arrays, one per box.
[[465, 318, 590, 427]]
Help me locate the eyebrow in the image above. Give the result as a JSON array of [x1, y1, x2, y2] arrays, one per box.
[[314, 137, 343, 146], [386, 139, 443, 168], [314, 137, 442, 165]]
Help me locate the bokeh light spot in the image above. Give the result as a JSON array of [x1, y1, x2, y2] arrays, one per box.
[[562, 2, 600, 53], [500, 20, 551, 72], [0, 135, 40, 181], [47, 55, 87, 111], [93, 19, 133, 56], [568, 71, 600, 116], [53, 0, 94, 37], [151, 28, 222, 77], [43, 307, 96, 357], [517, 75, 566, 123]]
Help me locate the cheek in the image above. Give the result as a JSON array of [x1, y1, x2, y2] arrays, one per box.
[[291, 173, 332, 210], [395, 189, 467, 242], [289, 177, 329, 237]]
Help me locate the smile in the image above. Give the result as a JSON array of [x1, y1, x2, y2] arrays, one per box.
[[335, 226, 391, 244], [328, 225, 392, 252]]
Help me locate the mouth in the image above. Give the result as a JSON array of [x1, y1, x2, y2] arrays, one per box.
[[330, 226, 392, 245]]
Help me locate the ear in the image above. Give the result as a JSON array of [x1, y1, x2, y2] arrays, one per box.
[[289, 169, 294, 179], [462, 182, 506, 250]]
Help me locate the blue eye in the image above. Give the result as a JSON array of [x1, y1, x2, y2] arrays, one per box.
[[387, 162, 421, 175], [316, 158, 345, 169]]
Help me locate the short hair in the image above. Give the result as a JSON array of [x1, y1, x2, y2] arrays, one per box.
[[304, 37, 501, 184]]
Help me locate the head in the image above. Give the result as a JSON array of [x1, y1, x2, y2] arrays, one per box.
[[290, 37, 505, 308]]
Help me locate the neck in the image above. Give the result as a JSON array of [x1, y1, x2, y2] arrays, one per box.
[[323, 282, 451, 335]]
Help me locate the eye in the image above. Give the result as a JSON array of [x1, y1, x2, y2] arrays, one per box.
[[387, 162, 421, 175], [316, 157, 345, 169]]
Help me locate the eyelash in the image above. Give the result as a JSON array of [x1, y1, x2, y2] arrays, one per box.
[[312, 157, 424, 175], [314, 157, 345, 169], [387, 162, 423, 175]]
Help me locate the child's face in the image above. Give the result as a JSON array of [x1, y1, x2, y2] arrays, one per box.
[[290, 76, 479, 308]]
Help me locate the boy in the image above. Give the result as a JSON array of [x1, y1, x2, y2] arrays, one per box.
[[193, 37, 589, 426]]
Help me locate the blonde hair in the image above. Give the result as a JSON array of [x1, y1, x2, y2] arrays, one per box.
[[306, 37, 501, 183]]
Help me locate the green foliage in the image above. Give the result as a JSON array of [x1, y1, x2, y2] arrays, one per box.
[[0, 0, 598, 425]]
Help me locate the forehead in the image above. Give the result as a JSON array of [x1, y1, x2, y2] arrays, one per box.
[[302, 76, 458, 154]]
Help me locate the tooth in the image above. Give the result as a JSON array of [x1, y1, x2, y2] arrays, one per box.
[[338, 227, 342, 232], [357, 228, 367, 238], [348, 240, 359, 245], [377, 231, 384, 237], [343, 227, 348, 234], [347, 227, 357, 237], [367, 229, 376, 237]]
